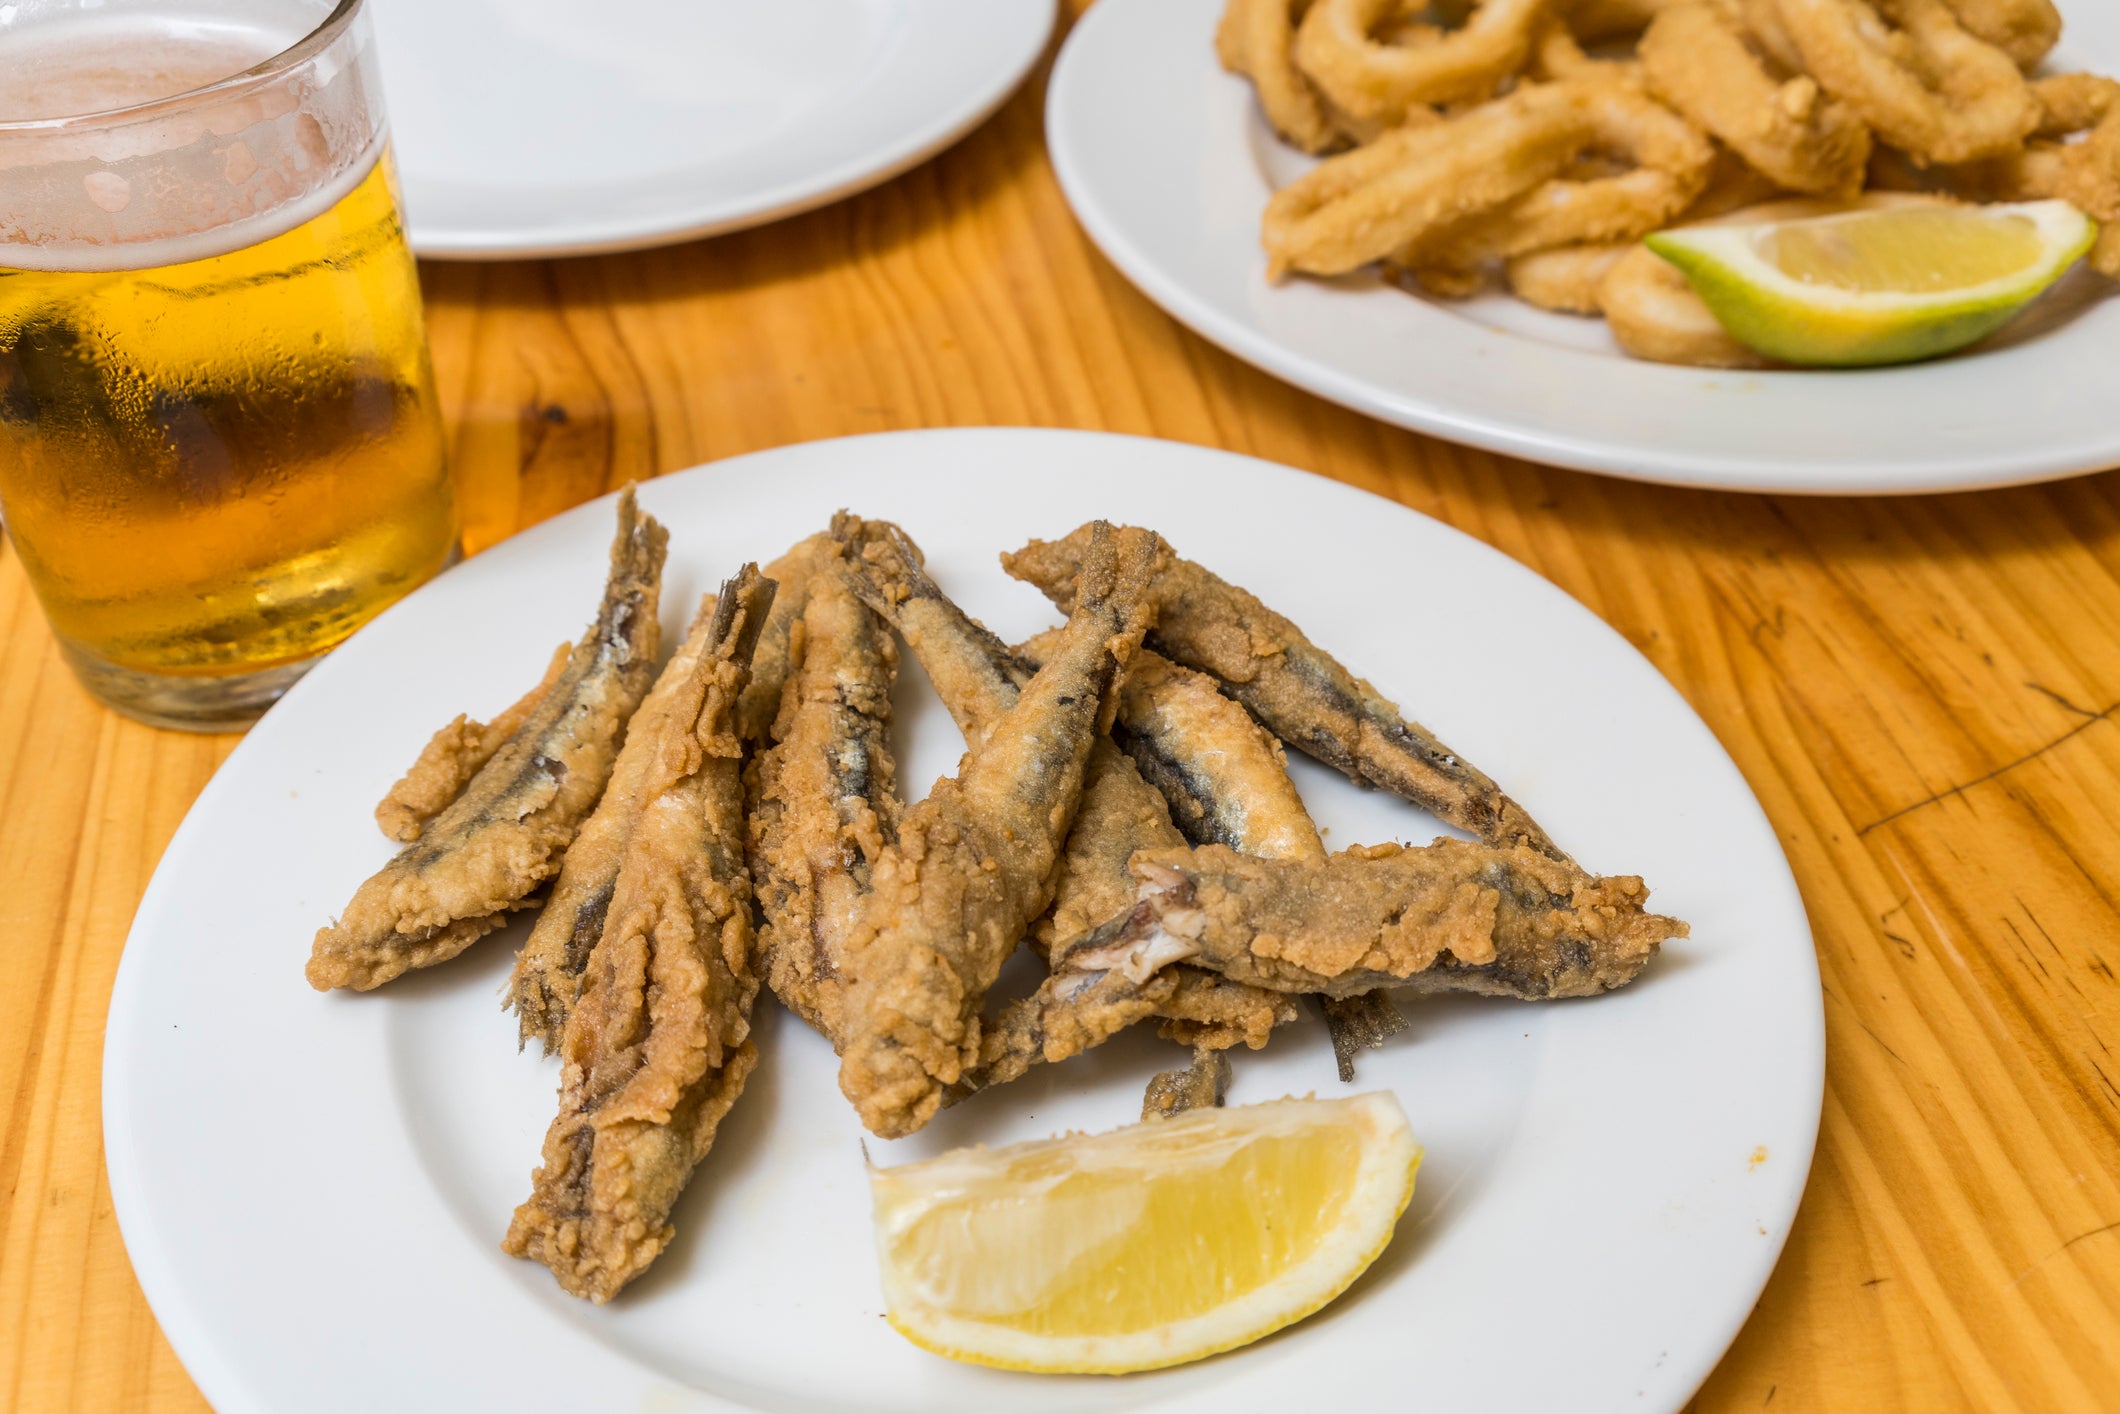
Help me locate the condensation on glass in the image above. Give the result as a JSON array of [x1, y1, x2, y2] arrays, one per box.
[[0, 0, 457, 729]]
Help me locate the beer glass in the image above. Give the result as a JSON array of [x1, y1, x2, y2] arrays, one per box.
[[0, 0, 457, 729]]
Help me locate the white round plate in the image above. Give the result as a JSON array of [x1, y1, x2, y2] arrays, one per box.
[[370, 0, 1054, 258], [1047, 0, 2120, 495], [106, 430, 1820, 1413]]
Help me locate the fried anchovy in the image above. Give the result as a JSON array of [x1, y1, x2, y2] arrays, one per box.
[[835, 517, 1178, 960], [507, 533, 830, 1051], [1062, 841, 1683, 1001], [835, 522, 1163, 1138], [503, 567, 775, 1304], [748, 539, 900, 1047], [307, 490, 667, 992], [1143, 1045, 1233, 1121], [374, 641, 572, 843], [1003, 525, 1568, 863], [964, 639, 1321, 1105], [506, 594, 720, 1051], [836, 516, 1026, 744]]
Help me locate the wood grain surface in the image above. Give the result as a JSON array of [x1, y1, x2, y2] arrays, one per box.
[[6, 8, 2119, 1409]]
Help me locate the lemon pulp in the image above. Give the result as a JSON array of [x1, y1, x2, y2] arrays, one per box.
[[1761, 208, 2045, 293], [869, 1092, 1420, 1373]]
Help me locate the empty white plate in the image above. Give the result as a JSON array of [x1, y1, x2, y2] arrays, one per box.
[[371, 0, 1054, 257], [1046, 0, 2120, 494], [105, 430, 1821, 1412]]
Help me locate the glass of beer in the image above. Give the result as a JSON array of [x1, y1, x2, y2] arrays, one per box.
[[0, 0, 457, 729]]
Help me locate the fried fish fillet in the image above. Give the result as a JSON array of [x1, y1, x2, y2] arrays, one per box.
[[748, 537, 900, 1046], [835, 522, 1164, 1138], [1003, 525, 1568, 863], [374, 642, 572, 843], [506, 533, 832, 1051], [503, 567, 776, 1304], [1065, 840, 1684, 1001], [307, 491, 667, 992]]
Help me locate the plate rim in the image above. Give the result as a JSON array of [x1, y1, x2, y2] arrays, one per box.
[[1044, 0, 2120, 496], [393, 0, 1056, 259], [102, 428, 1825, 1412]]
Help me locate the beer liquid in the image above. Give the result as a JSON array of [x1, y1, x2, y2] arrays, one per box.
[[0, 154, 456, 677]]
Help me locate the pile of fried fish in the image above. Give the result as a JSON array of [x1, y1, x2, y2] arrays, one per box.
[[306, 488, 1687, 1303]]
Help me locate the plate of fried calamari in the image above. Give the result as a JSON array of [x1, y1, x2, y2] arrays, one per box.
[[1048, 0, 2120, 493], [105, 431, 1819, 1411]]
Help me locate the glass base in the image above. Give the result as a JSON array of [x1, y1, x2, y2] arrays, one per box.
[[57, 641, 320, 732]]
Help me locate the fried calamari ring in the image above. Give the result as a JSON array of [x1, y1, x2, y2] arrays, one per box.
[[1563, 0, 1691, 41], [1945, 75, 2111, 194], [2030, 73, 2120, 138], [1740, 0, 1810, 72], [1262, 84, 1601, 277], [1293, 0, 1548, 126], [1776, 0, 2036, 165], [1504, 240, 1633, 310], [1935, 0, 2060, 71], [1641, 2, 1872, 196], [2041, 79, 2120, 279], [1940, 75, 2120, 277], [1218, 0, 1343, 153], [1525, 12, 1642, 83], [1685, 145, 1797, 218], [1403, 80, 1717, 268]]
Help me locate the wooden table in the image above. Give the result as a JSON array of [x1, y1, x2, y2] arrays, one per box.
[[7, 11, 2119, 1410]]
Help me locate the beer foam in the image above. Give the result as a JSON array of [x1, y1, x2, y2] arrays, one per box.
[[0, 1, 381, 272], [0, 4, 306, 121]]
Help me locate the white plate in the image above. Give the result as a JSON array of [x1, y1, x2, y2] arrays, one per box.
[[105, 430, 1821, 1413], [370, 0, 1054, 258], [1046, 0, 2120, 495]]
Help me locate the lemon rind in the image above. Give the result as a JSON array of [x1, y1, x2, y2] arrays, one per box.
[[1646, 199, 2095, 318]]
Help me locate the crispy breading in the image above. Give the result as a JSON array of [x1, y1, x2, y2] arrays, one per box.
[[1067, 840, 1685, 1001], [749, 551, 900, 1046], [835, 523, 1165, 1138], [1005, 523, 1567, 862], [503, 568, 775, 1304], [307, 490, 666, 992], [374, 642, 571, 843]]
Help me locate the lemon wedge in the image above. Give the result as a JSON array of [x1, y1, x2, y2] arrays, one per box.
[[867, 1092, 1420, 1374], [1644, 199, 2095, 367]]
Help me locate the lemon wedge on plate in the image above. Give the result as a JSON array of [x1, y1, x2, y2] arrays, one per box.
[[867, 1092, 1420, 1374], [1645, 199, 2095, 367]]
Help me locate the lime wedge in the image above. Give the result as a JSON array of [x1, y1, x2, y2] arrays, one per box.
[[1644, 200, 2096, 367]]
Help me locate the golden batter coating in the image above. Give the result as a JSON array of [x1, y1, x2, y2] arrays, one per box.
[[307, 491, 667, 992], [748, 551, 900, 1046], [1005, 523, 1567, 862], [835, 523, 1165, 1138], [503, 568, 776, 1304], [374, 642, 571, 843], [507, 596, 720, 1051], [1064, 840, 1685, 1001], [836, 518, 1187, 964]]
